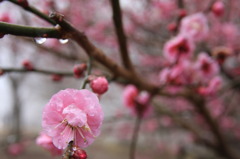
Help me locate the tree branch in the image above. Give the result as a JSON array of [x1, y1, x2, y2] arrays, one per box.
[[49, 12, 159, 93], [0, 67, 74, 76], [110, 0, 134, 72], [0, 22, 63, 38], [188, 94, 239, 159], [177, 0, 184, 9]]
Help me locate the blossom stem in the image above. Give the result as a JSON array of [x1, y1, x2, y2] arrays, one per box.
[[129, 116, 142, 159], [81, 57, 93, 89], [62, 141, 74, 159]]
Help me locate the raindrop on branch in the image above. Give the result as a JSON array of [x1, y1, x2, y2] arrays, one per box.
[[59, 39, 69, 44], [34, 38, 46, 44]]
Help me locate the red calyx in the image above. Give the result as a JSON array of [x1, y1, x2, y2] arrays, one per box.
[[72, 147, 87, 159], [73, 63, 87, 78], [22, 60, 34, 70], [51, 74, 63, 82]]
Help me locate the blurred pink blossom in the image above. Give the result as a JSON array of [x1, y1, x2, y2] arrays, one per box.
[[122, 85, 152, 117], [163, 34, 194, 63], [7, 143, 25, 156], [194, 53, 219, 80], [123, 85, 139, 108], [36, 133, 63, 156], [180, 13, 209, 41], [197, 76, 222, 96]]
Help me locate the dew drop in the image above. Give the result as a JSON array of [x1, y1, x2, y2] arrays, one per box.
[[34, 37, 46, 44], [59, 39, 69, 44]]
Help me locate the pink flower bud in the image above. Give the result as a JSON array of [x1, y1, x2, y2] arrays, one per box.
[[0, 33, 5, 38], [0, 69, 4, 76], [51, 74, 63, 82], [17, 0, 29, 8], [0, 13, 11, 23], [90, 76, 108, 94], [212, 1, 224, 17], [178, 9, 187, 18], [22, 60, 34, 70], [36, 133, 63, 156], [167, 23, 177, 32], [7, 143, 25, 156], [73, 64, 87, 78]]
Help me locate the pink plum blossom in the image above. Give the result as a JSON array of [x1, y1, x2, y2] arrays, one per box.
[[197, 76, 222, 96], [179, 13, 209, 41], [159, 61, 194, 85], [194, 53, 219, 80], [7, 143, 25, 156], [122, 85, 152, 117], [36, 133, 63, 156], [42, 89, 104, 149], [163, 34, 194, 63]]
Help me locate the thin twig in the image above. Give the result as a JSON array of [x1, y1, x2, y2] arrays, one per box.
[[177, 0, 184, 9], [0, 67, 74, 76], [81, 57, 93, 89], [129, 116, 142, 159]]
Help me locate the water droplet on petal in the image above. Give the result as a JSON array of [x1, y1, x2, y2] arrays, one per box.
[[34, 38, 46, 44], [59, 39, 69, 44]]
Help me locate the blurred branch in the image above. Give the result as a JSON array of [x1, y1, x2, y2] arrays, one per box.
[[188, 94, 239, 159], [6, 0, 56, 25], [130, 116, 142, 159], [110, 0, 134, 72], [1, 67, 74, 76], [177, 0, 184, 8], [204, 0, 217, 13]]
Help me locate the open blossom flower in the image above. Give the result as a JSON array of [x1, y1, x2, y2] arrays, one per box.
[[163, 34, 194, 63], [195, 53, 219, 80], [36, 133, 63, 156], [159, 61, 194, 85], [180, 13, 209, 41], [42, 89, 104, 149]]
